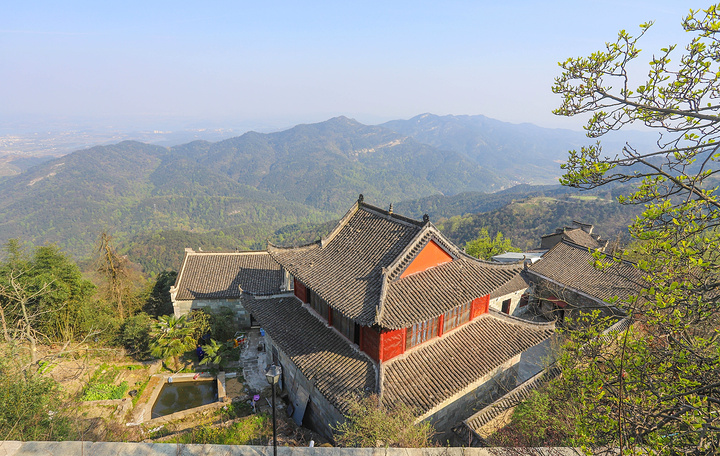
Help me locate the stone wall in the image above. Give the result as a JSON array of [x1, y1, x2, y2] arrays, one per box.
[[526, 280, 622, 323], [419, 354, 521, 442], [262, 333, 344, 441], [173, 298, 253, 327]]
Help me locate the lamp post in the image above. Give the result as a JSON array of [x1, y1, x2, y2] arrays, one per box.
[[265, 364, 282, 456]]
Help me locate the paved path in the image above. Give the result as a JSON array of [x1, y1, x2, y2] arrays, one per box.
[[240, 328, 270, 394]]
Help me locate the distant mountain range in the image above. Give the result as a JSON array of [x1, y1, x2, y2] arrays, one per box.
[[0, 114, 646, 265]]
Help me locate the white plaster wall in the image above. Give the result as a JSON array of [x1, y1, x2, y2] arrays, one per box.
[[489, 288, 528, 317]]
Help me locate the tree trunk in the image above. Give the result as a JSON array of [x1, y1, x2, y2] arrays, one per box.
[[19, 296, 37, 365], [0, 304, 10, 343]]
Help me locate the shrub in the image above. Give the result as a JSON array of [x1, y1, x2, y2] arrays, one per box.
[[333, 394, 436, 448], [117, 312, 153, 359], [0, 360, 73, 440], [80, 363, 129, 401], [209, 307, 237, 342], [81, 381, 129, 401], [488, 385, 580, 446]]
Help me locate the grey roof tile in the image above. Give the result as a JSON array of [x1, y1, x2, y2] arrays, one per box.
[[562, 228, 602, 249], [270, 200, 527, 328], [174, 251, 283, 300], [240, 295, 376, 412], [269, 202, 424, 325], [382, 257, 524, 328], [489, 273, 530, 299], [527, 240, 644, 304], [382, 312, 555, 413]]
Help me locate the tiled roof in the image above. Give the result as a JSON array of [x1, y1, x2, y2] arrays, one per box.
[[381, 311, 555, 414], [527, 240, 644, 304], [240, 295, 376, 413], [381, 257, 523, 329], [562, 228, 603, 250], [270, 199, 528, 328], [461, 365, 562, 441], [489, 272, 529, 299], [268, 201, 424, 325], [174, 251, 283, 300]]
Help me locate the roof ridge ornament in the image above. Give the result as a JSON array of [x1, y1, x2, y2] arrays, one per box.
[[358, 194, 364, 204], [388, 203, 393, 214], [423, 214, 429, 223]]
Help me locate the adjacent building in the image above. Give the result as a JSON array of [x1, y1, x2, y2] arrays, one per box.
[[524, 239, 644, 321]]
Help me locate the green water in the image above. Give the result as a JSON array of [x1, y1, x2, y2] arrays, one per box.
[[151, 380, 218, 418]]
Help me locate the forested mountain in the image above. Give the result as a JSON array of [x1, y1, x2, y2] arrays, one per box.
[[0, 114, 644, 271], [435, 194, 641, 251], [0, 141, 325, 257], [0, 116, 505, 259], [170, 116, 505, 212], [394, 184, 580, 220], [381, 113, 657, 185]]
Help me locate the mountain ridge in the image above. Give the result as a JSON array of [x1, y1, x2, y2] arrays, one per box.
[[0, 115, 508, 258]]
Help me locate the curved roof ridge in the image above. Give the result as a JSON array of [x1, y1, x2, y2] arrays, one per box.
[[359, 201, 427, 228], [487, 308, 556, 329], [267, 239, 321, 252], [374, 268, 390, 325], [320, 200, 362, 247]]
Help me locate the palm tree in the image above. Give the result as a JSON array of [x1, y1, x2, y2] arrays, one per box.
[[199, 339, 225, 368], [149, 314, 195, 371]]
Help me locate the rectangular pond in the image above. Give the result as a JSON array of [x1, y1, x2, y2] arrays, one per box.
[[151, 379, 218, 419]]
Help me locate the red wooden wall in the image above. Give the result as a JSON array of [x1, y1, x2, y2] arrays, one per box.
[[355, 294, 495, 364], [360, 326, 406, 362], [294, 278, 308, 303], [360, 326, 380, 362], [380, 328, 405, 361], [470, 295, 490, 319]]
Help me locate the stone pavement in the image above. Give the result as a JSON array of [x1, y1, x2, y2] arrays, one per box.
[[240, 328, 271, 395]]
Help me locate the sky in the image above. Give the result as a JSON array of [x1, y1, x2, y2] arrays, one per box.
[[0, 1, 701, 133]]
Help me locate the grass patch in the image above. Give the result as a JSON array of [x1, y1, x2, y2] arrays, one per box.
[[219, 401, 252, 420], [173, 413, 271, 445]]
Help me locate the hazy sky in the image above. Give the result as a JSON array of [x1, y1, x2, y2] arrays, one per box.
[[0, 1, 700, 131]]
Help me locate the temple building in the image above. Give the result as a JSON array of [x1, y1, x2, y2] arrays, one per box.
[[171, 195, 556, 440]]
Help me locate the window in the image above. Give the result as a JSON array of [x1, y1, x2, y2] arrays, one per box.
[[332, 307, 356, 342], [309, 289, 329, 321], [443, 301, 471, 333], [406, 316, 439, 350]]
